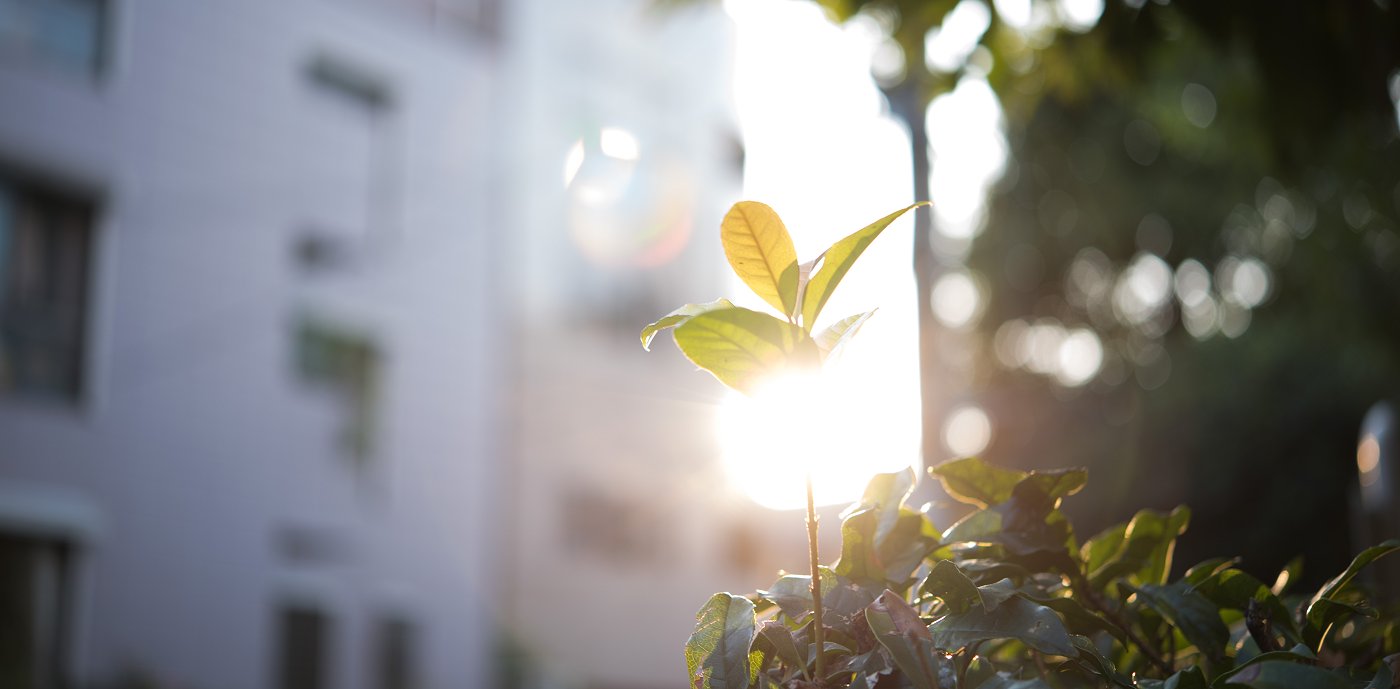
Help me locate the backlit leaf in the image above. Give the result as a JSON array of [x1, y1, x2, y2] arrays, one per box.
[[759, 566, 838, 620], [1132, 581, 1229, 669], [815, 309, 877, 360], [836, 509, 886, 582], [920, 560, 982, 614], [721, 201, 799, 316], [931, 457, 1027, 508], [801, 203, 923, 328], [927, 595, 1076, 657], [685, 593, 758, 689], [866, 591, 940, 689], [640, 298, 734, 350], [672, 307, 818, 394], [1306, 540, 1400, 624], [1221, 660, 1352, 688]]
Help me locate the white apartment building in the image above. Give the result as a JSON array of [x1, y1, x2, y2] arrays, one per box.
[[0, 2, 504, 688]]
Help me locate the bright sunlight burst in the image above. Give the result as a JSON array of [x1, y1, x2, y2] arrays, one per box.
[[720, 0, 923, 510]]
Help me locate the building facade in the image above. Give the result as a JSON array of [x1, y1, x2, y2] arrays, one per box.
[[0, 2, 504, 688]]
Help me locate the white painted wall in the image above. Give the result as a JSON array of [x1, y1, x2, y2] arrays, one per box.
[[0, 2, 503, 688]]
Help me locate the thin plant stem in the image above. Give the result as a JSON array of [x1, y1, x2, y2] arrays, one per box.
[[807, 471, 826, 683]]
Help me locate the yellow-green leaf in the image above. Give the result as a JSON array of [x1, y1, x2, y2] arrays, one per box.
[[814, 309, 877, 360], [721, 201, 800, 316], [672, 307, 818, 395], [801, 202, 924, 329], [685, 593, 758, 689], [640, 298, 735, 350]]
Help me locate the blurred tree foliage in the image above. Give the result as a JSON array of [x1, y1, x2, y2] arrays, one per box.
[[812, 0, 1400, 585]]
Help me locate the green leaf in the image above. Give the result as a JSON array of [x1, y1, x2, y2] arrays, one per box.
[[974, 674, 1053, 689], [976, 578, 1021, 611], [685, 593, 759, 689], [846, 467, 916, 542], [835, 509, 886, 582], [640, 298, 735, 350], [756, 620, 808, 681], [721, 201, 799, 316], [927, 595, 1077, 657], [1212, 649, 1323, 686], [1192, 568, 1300, 644], [814, 309, 877, 359], [1133, 581, 1230, 669], [931, 457, 1028, 508], [1089, 506, 1190, 588], [1139, 665, 1207, 689], [943, 509, 1003, 544], [801, 203, 922, 328], [876, 509, 941, 583], [866, 590, 940, 689], [1184, 558, 1239, 586], [1068, 634, 1135, 688], [1219, 660, 1352, 688], [1021, 468, 1089, 502], [1305, 540, 1400, 623], [1364, 660, 1393, 689], [1039, 597, 1127, 645], [1307, 596, 1379, 633], [672, 306, 818, 394], [921, 560, 982, 614], [759, 567, 838, 620], [1271, 556, 1303, 596], [1081, 522, 1127, 577]]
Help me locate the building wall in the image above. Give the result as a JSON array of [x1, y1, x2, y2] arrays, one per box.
[[0, 2, 503, 688]]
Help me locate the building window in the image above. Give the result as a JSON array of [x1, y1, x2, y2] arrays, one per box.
[[0, 0, 108, 78], [0, 174, 95, 404], [561, 487, 666, 565], [373, 616, 417, 689], [294, 319, 380, 466], [0, 532, 75, 689], [274, 605, 332, 689]]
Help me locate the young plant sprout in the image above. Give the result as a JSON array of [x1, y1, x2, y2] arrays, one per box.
[[644, 200, 923, 684], [645, 201, 1400, 689]]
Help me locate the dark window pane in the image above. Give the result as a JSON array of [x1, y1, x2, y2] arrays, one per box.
[[0, 0, 107, 77], [275, 606, 330, 689], [0, 533, 73, 689], [0, 175, 95, 403], [375, 617, 416, 689]]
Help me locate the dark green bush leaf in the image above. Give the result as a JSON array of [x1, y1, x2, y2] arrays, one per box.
[[931, 457, 1028, 508], [685, 593, 759, 689], [1133, 581, 1230, 669], [846, 467, 916, 543], [1305, 540, 1400, 625], [836, 509, 886, 582], [1137, 665, 1207, 689], [866, 591, 940, 689], [1193, 568, 1300, 644], [759, 567, 837, 619], [877, 509, 941, 583], [921, 560, 982, 614], [974, 674, 1053, 689], [1089, 506, 1190, 588], [1220, 660, 1352, 688], [1069, 634, 1135, 688], [927, 595, 1076, 657], [756, 620, 807, 681]]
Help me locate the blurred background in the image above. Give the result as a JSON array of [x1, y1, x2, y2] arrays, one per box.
[[1, 0, 1398, 688]]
